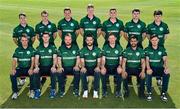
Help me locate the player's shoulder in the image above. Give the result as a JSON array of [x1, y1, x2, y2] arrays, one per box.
[[161, 21, 168, 27], [58, 18, 65, 24], [13, 24, 21, 31], [137, 47, 144, 51], [80, 16, 87, 22], [117, 18, 123, 24]]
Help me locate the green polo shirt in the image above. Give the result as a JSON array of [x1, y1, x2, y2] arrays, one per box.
[[13, 24, 35, 46], [147, 21, 169, 47], [80, 15, 101, 46], [35, 21, 57, 45], [145, 46, 167, 67], [123, 47, 145, 68], [57, 18, 79, 45], [124, 19, 146, 43], [35, 44, 57, 67], [102, 18, 124, 45], [80, 46, 101, 67], [102, 44, 123, 66], [13, 46, 35, 68], [58, 44, 79, 67]]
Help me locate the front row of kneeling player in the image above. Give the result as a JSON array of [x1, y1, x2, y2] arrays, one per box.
[[10, 32, 170, 101]]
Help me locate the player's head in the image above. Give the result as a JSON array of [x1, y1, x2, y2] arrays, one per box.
[[108, 33, 117, 44], [109, 8, 117, 19], [150, 34, 159, 46], [41, 10, 49, 22], [64, 7, 72, 19], [21, 33, 29, 47], [42, 32, 50, 43], [87, 4, 94, 16], [64, 33, 72, 46], [154, 10, 163, 22], [19, 13, 27, 24], [129, 36, 138, 47], [85, 34, 94, 46], [132, 9, 140, 20]]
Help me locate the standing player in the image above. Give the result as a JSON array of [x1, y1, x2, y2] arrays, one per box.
[[122, 36, 145, 98], [102, 8, 124, 46], [12, 13, 35, 86], [33, 32, 57, 99], [57, 33, 80, 97], [10, 35, 35, 99], [101, 33, 123, 97], [35, 10, 57, 85], [145, 35, 170, 102], [80, 4, 101, 47], [57, 7, 80, 46], [80, 34, 101, 98], [147, 10, 170, 85]]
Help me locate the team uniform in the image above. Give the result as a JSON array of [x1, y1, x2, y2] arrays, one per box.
[[13, 24, 35, 46], [147, 21, 170, 47], [101, 44, 123, 96], [33, 44, 57, 98], [57, 18, 79, 46], [57, 44, 80, 96], [102, 18, 124, 45], [80, 15, 101, 47], [124, 20, 146, 48], [35, 21, 57, 45], [80, 46, 101, 92], [145, 46, 170, 99], [122, 47, 145, 96], [10, 46, 35, 97]]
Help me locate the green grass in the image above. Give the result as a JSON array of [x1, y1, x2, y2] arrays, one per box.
[[0, 0, 180, 108]]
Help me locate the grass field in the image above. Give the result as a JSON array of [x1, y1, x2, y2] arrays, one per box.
[[0, 0, 180, 108]]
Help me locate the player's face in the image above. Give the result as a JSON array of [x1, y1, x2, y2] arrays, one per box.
[[41, 13, 48, 22], [130, 38, 138, 47], [21, 37, 28, 46], [42, 34, 50, 43], [64, 10, 71, 19], [64, 36, 72, 46], [19, 15, 27, 24], [86, 37, 94, 46], [154, 15, 162, 22], [109, 10, 117, 19], [87, 8, 94, 16], [132, 11, 140, 20], [108, 35, 116, 44], [151, 37, 159, 46]]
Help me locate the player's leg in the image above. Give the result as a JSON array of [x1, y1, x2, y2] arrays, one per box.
[[136, 69, 145, 99], [81, 67, 88, 98], [57, 68, 65, 97], [115, 69, 122, 98], [33, 67, 41, 99], [72, 68, 80, 97], [49, 67, 56, 98], [93, 67, 100, 98], [101, 67, 107, 97]]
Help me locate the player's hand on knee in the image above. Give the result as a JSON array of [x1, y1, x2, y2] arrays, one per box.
[[139, 72, 145, 79], [73, 65, 80, 71], [100, 66, 106, 75], [117, 66, 123, 74], [122, 71, 127, 79], [146, 68, 153, 75], [94, 67, 100, 73], [57, 67, 64, 73], [164, 67, 170, 74], [28, 69, 33, 75], [51, 66, 57, 73], [80, 67, 87, 73], [33, 67, 39, 74], [11, 69, 16, 75]]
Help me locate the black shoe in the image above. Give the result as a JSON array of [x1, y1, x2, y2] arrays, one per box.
[[161, 92, 168, 102], [73, 89, 79, 97], [138, 91, 145, 99], [124, 91, 129, 98], [102, 91, 107, 98], [115, 91, 122, 98], [146, 92, 152, 101]]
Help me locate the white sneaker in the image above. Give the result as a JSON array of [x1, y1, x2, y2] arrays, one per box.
[[29, 90, 34, 98], [11, 93, 18, 100], [19, 79, 26, 86], [82, 90, 88, 98], [93, 90, 98, 98], [157, 80, 162, 86]]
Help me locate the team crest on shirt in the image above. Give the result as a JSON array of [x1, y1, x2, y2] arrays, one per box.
[[48, 49, 52, 53], [27, 51, 30, 55], [115, 50, 119, 54], [72, 50, 76, 54], [159, 27, 163, 31], [92, 52, 96, 56], [158, 51, 162, 55], [70, 23, 74, 27], [26, 29, 30, 33], [93, 21, 96, 25], [137, 24, 141, 28], [116, 23, 119, 27], [48, 25, 51, 28], [136, 52, 140, 56]]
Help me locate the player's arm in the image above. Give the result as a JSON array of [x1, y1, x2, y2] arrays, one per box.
[[80, 58, 87, 73], [97, 28, 101, 38], [146, 56, 153, 74], [11, 58, 17, 75], [122, 58, 127, 78], [58, 30, 62, 39], [13, 38, 18, 46], [123, 32, 129, 41], [28, 56, 35, 75], [75, 29, 80, 37], [142, 32, 147, 41], [53, 32, 57, 40], [146, 34, 151, 40], [33, 55, 40, 73], [57, 56, 64, 73], [101, 31, 106, 38], [164, 34, 168, 40], [139, 58, 145, 79], [163, 56, 169, 74], [31, 36, 36, 44], [80, 28, 84, 36], [73, 56, 80, 71]]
